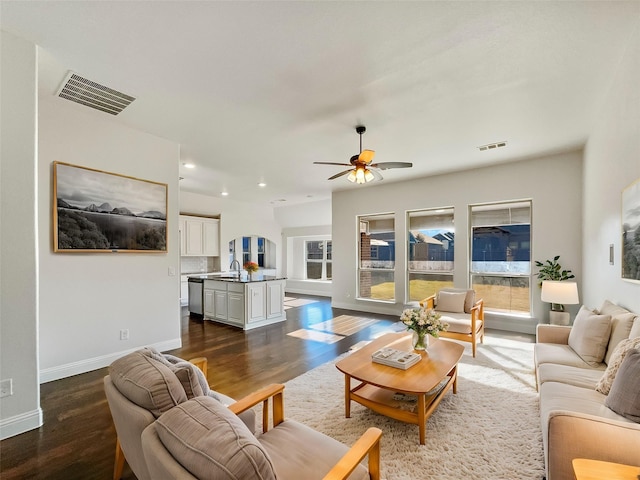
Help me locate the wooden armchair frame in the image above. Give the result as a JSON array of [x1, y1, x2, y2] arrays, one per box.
[[228, 383, 382, 480], [421, 295, 485, 357]]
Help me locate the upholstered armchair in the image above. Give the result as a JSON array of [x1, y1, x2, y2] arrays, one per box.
[[104, 347, 255, 480], [141, 383, 382, 480], [421, 288, 485, 357]]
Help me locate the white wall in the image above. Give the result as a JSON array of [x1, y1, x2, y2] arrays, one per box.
[[0, 31, 42, 440], [331, 151, 583, 334], [38, 95, 181, 382], [180, 191, 282, 273], [276, 200, 333, 296], [583, 24, 640, 313]]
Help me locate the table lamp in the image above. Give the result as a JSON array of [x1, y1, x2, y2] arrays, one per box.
[[541, 280, 579, 325]]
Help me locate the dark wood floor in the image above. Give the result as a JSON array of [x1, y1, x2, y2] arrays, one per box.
[[0, 295, 533, 479]]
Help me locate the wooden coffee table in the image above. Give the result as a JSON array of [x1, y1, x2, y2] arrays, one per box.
[[336, 332, 464, 445]]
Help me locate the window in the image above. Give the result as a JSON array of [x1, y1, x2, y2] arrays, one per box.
[[257, 237, 265, 267], [407, 208, 455, 301], [305, 240, 332, 280], [242, 236, 251, 265], [359, 214, 395, 302], [470, 201, 531, 315]]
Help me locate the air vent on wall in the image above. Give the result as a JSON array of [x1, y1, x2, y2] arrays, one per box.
[[55, 71, 135, 115], [478, 141, 507, 152]]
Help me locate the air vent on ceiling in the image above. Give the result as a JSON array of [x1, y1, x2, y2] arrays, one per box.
[[55, 71, 135, 115], [478, 141, 507, 152]]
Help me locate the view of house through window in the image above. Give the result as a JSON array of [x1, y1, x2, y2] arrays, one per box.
[[470, 201, 532, 315], [407, 208, 455, 301], [305, 240, 332, 280], [359, 214, 395, 302]]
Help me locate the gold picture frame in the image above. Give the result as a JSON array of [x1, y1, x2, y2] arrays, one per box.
[[622, 177, 640, 282], [53, 161, 168, 253]]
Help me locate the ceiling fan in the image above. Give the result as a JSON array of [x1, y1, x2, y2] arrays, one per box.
[[314, 125, 413, 184]]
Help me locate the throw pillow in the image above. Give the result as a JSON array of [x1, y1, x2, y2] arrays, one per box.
[[596, 336, 640, 395], [604, 312, 638, 364], [155, 396, 276, 480], [605, 349, 640, 423], [109, 351, 187, 418], [568, 306, 612, 366], [437, 291, 467, 313]]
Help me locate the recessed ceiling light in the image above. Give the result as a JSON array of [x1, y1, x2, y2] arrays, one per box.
[[183, 162, 195, 169], [221, 191, 229, 196], [258, 182, 267, 187]]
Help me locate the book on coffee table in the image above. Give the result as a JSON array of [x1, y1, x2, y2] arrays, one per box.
[[371, 347, 421, 370]]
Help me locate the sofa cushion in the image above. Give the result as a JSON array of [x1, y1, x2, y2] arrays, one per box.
[[154, 396, 276, 480], [630, 317, 640, 339], [109, 351, 187, 418], [534, 343, 607, 370], [568, 306, 612, 366], [437, 288, 475, 313], [596, 337, 640, 395], [436, 291, 467, 313], [605, 349, 640, 423], [439, 315, 482, 334], [259, 419, 369, 480], [537, 363, 603, 389]]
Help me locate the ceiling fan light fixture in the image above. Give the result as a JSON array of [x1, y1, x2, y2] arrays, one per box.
[[347, 170, 357, 183], [364, 169, 374, 182], [355, 167, 366, 184]]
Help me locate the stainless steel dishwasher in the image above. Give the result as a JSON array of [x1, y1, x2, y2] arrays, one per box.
[[187, 277, 204, 315]]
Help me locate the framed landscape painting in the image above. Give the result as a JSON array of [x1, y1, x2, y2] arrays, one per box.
[[622, 177, 640, 283], [53, 162, 168, 253]]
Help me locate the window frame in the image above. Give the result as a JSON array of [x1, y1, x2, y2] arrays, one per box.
[[406, 207, 455, 303], [469, 200, 532, 316], [358, 213, 395, 303], [305, 239, 332, 281]]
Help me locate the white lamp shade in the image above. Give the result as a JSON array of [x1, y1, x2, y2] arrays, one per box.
[[541, 281, 579, 305]]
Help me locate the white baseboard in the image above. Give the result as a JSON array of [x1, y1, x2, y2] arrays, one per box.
[[0, 407, 43, 440], [39, 338, 182, 384]]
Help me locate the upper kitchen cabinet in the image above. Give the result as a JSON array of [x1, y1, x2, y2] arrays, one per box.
[[180, 214, 220, 256]]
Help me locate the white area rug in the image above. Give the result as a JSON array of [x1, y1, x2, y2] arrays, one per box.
[[310, 315, 380, 336], [280, 336, 545, 480]]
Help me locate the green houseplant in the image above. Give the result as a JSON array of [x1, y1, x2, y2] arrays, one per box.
[[534, 255, 575, 287]]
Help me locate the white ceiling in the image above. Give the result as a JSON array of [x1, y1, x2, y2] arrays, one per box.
[[2, 1, 638, 206]]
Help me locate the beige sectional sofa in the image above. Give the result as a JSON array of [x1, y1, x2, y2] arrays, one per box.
[[534, 300, 640, 480]]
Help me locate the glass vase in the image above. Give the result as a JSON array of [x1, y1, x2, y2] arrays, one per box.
[[412, 330, 429, 351]]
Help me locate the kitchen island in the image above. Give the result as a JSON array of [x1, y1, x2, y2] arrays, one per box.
[[189, 274, 286, 330]]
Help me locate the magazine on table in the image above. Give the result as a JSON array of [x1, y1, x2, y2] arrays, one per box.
[[371, 347, 421, 370]]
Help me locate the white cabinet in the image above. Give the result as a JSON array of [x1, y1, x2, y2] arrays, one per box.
[[213, 290, 228, 321], [227, 283, 245, 327], [203, 288, 215, 317], [266, 281, 284, 319], [247, 282, 266, 323], [180, 275, 189, 306], [180, 215, 219, 256], [202, 220, 219, 256], [203, 278, 285, 330]]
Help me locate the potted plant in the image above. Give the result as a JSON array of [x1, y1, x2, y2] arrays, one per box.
[[535, 255, 578, 325], [534, 255, 575, 286]]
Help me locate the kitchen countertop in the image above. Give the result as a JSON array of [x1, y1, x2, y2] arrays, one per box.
[[188, 273, 286, 283]]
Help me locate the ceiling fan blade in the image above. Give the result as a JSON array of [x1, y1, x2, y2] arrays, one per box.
[[370, 162, 413, 170], [358, 149, 375, 164], [328, 169, 353, 180], [314, 161, 352, 166]]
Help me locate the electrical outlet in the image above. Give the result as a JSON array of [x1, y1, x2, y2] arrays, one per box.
[[120, 329, 129, 341], [0, 379, 13, 398], [168, 266, 176, 276]]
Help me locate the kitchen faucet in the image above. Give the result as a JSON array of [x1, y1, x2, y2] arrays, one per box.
[[230, 259, 241, 276]]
